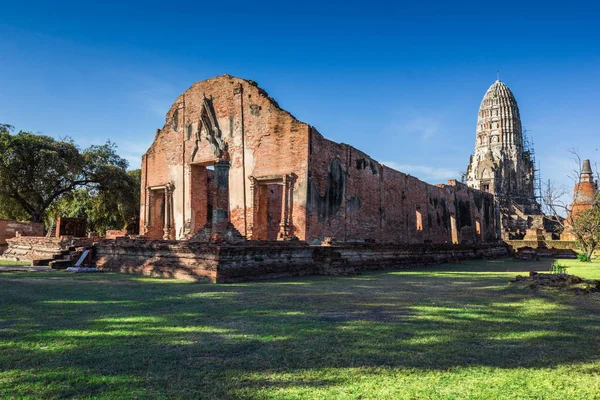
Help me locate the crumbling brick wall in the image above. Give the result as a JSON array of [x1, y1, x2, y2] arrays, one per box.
[[140, 75, 310, 240], [140, 74, 499, 244], [306, 130, 498, 244], [0, 220, 45, 254]]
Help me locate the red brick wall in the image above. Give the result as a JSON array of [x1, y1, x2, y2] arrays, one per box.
[[140, 75, 498, 244], [306, 130, 498, 244], [140, 75, 310, 240], [0, 220, 45, 255], [0, 220, 44, 245]]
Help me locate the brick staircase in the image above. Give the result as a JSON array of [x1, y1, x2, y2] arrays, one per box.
[[48, 246, 92, 269], [0, 236, 93, 266]]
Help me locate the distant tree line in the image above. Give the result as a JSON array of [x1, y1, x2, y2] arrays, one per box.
[[0, 123, 140, 235]]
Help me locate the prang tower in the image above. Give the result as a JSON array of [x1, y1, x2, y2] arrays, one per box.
[[465, 80, 541, 238]]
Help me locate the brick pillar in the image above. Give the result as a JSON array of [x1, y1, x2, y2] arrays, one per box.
[[143, 188, 151, 235], [211, 160, 231, 242], [247, 176, 257, 240], [278, 174, 297, 240], [163, 183, 175, 240]]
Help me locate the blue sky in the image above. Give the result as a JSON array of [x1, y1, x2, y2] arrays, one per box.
[[1, 0, 599, 193]]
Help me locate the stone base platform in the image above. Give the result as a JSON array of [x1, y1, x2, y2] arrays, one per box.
[[94, 238, 508, 283], [0, 236, 94, 265], [504, 240, 581, 258]]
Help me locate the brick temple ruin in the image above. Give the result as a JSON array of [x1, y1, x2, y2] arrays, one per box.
[[137, 75, 498, 245], [562, 159, 599, 241], [465, 80, 543, 239], [95, 75, 509, 281], [4, 75, 590, 281]]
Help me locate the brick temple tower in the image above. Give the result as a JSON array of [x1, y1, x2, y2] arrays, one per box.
[[562, 159, 598, 240], [570, 159, 597, 217], [465, 80, 542, 238]]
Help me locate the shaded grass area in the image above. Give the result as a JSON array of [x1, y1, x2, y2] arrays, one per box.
[[2, 258, 600, 399]]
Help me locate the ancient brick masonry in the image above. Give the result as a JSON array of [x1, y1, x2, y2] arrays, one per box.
[[465, 80, 543, 239], [0, 220, 44, 255], [140, 74, 500, 245], [562, 159, 598, 240], [95, 239, 507, 283]]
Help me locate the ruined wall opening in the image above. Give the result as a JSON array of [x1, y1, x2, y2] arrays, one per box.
[[147, 188, 165, 239], [450, 214, 458, 244], [416, 207, 423, 231], [189, 163, 215, 233], [254, 183, 283, 240]]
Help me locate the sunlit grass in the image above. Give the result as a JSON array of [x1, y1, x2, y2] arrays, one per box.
[[0, 260, 30, 266], [1, 258, 600, 398]]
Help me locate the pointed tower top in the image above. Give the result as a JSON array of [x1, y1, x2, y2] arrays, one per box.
[[582, 159, 593, 175]]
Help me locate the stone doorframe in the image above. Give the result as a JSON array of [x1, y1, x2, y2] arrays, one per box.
[[144, 182, 175, 240], [247, 173, 297, 240]]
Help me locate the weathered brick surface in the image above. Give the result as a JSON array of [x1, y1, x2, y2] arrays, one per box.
[[94, 239, 507, 283], [562, 159, 598, 240], [56, 217, 86, 237], [105, 229, 127, 239], [1, 236, 93, 263], [0, 220, 45, 255], [141, 75, 499, 245], [95, 239, 220, 281], [141, 75, 310, 241], [305, 131, 498, 244]]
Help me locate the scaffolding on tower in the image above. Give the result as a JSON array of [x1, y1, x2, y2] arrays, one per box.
[[523, 128, 543, 203]]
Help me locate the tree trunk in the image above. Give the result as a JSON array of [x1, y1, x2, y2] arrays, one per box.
[[30, 211, 43, 223]]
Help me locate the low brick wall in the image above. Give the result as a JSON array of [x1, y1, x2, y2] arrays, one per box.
[[0, 220, 45, 255], [505, 240, 580, 257], [95, 239, 508, 283], [95, 239, 222, 281], [1, 236, 94, 264], [106, 229, 128, 239]]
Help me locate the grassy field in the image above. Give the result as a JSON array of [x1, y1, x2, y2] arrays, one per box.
[[0, 260, 30, 266], [1, 258, 600, 399]]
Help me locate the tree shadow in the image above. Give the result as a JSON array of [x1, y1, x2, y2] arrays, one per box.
[[1, 258, 600, 397]]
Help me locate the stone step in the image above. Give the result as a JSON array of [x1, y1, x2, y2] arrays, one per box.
[[49, 259, 74, 269]]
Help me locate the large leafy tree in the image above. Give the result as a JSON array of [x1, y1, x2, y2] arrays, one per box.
[[47, 169, 141, 235], [0, 124, 131, 224], [567, 193, 600, 261]]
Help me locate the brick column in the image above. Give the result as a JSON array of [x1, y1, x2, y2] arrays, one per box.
[[278, 174, 297, 240], [163, 182, 175, 240], [143, 188, 151, 235], [211, 160, 231, 242], [247, 176, 258, 240]]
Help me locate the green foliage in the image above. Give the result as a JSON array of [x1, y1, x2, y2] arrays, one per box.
[[577, 253, 588, 262], [569, 192, 600, 262], [46, 169, 140, 235], [0, 124, 131, 224], [551, 260, 567, 275], [0, 193, 30, 221]]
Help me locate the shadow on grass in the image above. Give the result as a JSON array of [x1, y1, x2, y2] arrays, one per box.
[[1, 258, 600, 398]]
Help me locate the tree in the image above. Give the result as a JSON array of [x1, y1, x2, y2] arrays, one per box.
[[543, 150, 600, 261], [0, 125, 130, 223], [569, 197, 600, 261], [46, 169, 141, 235]]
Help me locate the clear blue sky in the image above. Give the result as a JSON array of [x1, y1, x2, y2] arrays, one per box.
[[1, 0, 599, 193]]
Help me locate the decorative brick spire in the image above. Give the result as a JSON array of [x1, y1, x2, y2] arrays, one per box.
[[466, 80, 536, 202]]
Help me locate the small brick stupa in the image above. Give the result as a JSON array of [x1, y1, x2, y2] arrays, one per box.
[[562, 159, 598, 240]]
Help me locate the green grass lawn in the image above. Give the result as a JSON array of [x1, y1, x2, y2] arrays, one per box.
[[2, 258, 600, 399], [0, 260, 30, 266]]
